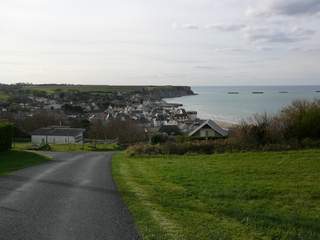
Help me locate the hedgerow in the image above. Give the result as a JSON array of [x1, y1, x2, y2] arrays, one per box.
[[0, 122, 13, 151]]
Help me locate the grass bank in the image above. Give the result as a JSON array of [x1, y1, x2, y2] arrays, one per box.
[[113, 150, 320, 240], [0, 91, 9, 101], [13, 143, 120, 152], [0, 151, 50, 175]]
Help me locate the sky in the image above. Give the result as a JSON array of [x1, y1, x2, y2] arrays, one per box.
[[0, 0, 320, 86]]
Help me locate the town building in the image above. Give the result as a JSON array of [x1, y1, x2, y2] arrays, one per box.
[[31, 126, 85, 145], [188, 119, 228, 139]]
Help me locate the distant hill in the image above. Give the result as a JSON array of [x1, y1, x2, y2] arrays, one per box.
[[20, 84, 195, 99], [0, 84, 195, 102]]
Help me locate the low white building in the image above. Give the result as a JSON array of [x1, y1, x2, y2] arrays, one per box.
[[31, 127, 85, 145]]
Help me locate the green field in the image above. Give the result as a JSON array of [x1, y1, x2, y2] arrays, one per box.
[[0, 151, 50, 175], [113, 150, 320, 240], [13, 142, 120, 152], [22, 84, 175, 94], [0, 91, 9, 101]]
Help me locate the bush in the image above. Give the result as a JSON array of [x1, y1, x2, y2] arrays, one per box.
[[281, 99, 320, 140], [91, 119, 147, 144], [150, 133, 168, 145], [126, 99, 320, 156], [127, 141, 217, 156], [126, 144, 162, 157], [229, 99, 320, 147], [159, 125, 182, 136], [38, 144, 51, 151], [0, 122, 13, 151]]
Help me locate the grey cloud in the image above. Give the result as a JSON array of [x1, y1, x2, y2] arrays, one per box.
[[213, 48, 248, 53], [245, 27, 315, 43], [206, 24, 246, 32], [194, 65, 222, 70], [287, 47, 320, 53], [256, 47, 273, 51], [181, 24, 200, 30], [247, 0, 320, 17], [273, 0, 320, 16], [305, 48, 320, 53]]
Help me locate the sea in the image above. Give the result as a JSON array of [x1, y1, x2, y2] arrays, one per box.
[[164, 86, 320, 124]]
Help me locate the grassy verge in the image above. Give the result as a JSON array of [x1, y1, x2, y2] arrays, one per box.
[[112, 150, 320, 240], [0, 91, 9, 101], [13, 143, 120, 152], [0, 151, 50, 175]]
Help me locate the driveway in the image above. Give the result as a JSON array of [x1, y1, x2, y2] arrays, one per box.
[[0, 152, 139, 240]]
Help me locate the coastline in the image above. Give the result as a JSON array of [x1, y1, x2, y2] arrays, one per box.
[[164, 85, 320, 128], [162, 90, 237, 129]]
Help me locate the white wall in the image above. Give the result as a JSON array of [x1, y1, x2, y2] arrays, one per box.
[[32, 135, 78, 145]]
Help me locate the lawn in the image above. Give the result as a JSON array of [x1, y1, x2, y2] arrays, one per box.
[[0, 91, 9, 101], [21, 84, 170, 94], [23, 85, 143, 93], [113, 150, 320, 240], [49, 143, 120, 152], [0, 151, 50, 175], [13, 142, 120, 152]]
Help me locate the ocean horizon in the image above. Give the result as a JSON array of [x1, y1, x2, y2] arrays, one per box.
[[165, 85, 320, 124]]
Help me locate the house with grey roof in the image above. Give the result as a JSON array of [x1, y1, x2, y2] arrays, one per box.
[[31, 126, 85, 145], [188, 119, 228, 139]]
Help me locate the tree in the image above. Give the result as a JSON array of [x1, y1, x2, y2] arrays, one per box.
[[104, 120, 147, 144]]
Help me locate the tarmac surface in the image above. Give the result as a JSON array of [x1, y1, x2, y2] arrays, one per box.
[[0, 152, 139, 240]]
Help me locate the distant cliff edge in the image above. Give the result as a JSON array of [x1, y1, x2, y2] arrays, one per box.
[[143, 86, 195, 100]]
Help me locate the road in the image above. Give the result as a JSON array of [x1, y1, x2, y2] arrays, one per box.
[[0, 152, 140, 240]]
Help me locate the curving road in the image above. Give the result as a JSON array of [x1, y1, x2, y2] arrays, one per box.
[[0, 152, 139, 240]]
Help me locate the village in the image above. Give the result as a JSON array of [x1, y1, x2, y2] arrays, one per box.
[[0, 84, 228, 145]]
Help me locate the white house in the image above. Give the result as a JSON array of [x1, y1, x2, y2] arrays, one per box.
[[31, 127, 85, 145], [187, 111, 197, 121], [188, 119, 228, 139]]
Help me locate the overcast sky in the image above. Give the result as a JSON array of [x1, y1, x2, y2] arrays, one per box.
[[1, 0, 320, 85]]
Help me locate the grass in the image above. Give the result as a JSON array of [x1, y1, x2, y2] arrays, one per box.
[[22, 84, 176, 94], [23, 85, 143, 93], [50, 143, 120, 152], [13, 142, 120, 152], [112, 149, 320, 240], [0, 150, 50, 175], [0, 91, 9, 101]]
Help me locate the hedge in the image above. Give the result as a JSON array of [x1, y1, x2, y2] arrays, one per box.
[[0, 122, 13, 151], [125, 138, 320, 157]]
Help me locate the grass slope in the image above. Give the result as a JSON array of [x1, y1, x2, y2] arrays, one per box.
[[23, 85, 145, 93], [0, 151, 50, 175], [113, 150, 320, 240], [0, 91, 9, 101], [22, 84, 179, 94]]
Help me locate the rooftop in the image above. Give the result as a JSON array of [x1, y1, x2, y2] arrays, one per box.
[[31, 127, 85, 137]]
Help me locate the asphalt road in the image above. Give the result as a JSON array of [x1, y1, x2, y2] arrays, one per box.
[[0, 152, 140, 240]]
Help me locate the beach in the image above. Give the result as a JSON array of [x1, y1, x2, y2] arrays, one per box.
[[165, 85, 320, 125]]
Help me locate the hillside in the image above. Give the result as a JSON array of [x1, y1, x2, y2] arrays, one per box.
[[113, 150, 320, 240], [19, 84, 195, 99]]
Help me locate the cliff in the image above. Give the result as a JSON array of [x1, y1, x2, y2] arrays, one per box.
[[143, 86, 195, 100]]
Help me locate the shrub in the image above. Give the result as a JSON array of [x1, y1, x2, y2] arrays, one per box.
[[0, 122, 13, 151], [151, 133, 168, 145], [38, 144, 52, 151], [126, 99, 320, 156], [102, 120, 147, 144], [281, 99, 320, 140], [126, 144, 162, 157], [159, 125, 182, 136]]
